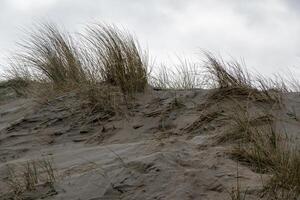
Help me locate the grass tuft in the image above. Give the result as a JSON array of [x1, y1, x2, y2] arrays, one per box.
[[5, 22, 150, 115], [203, 52, 284, 106], [224, 101, 300, 198], [204, 53, 252, 89], [14, 23, 86, 88], [6, 158, 56, 198], [84, 24, 148, 94]]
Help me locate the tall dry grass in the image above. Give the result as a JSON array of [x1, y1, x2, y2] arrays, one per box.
[[13, 23, 86, 88], [204, 53, 252, 89], [204, 93, 300, 198], [202, 53, 286, 106], [5, 22, 150, 114], [83, 24, 148, 94], [229, 107, 300, 198], [189, 53, 300, 198]]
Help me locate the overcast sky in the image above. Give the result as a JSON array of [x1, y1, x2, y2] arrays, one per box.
[[1, 0, 300, 75]]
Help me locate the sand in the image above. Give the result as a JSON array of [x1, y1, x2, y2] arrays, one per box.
[[1, 88, 299, 200]]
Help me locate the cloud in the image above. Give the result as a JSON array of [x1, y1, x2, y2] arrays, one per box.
[[0, 0, 300, 75], [8, 0, 58, 12]]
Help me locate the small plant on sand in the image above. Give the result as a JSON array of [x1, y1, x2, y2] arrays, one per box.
[[23, 160, 39, 191], [6, 158, 56, 198], [39, 158, 56, 187]]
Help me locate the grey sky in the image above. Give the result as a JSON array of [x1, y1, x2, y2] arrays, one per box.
[[1, 0, 300, 75]]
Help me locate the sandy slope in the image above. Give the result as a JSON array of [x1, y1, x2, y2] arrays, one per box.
[[1, 88, 299, 200]]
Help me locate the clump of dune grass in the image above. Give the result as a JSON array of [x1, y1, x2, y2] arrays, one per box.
[[187, 54, 300, 197], [229, 122, 281, 172], [5, 22, 151, 116], [84, 24, 148, 94], [215, 100, 275, 146], [233, 141, 300, 199], [13, 23, 86, 89], [204, 53, 252, 89], [203, 53, 284, 105], [6, 158, 56, 198], [221, 100, 300, 198], [264, 148, 300, 199], [221, 100, 282, 172]]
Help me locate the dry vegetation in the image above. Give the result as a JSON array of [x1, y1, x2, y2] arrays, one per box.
[[203, 53, 286, 106], [2, 22, 300, 199], [192, 55, 300, 199], [5, 23, 148, 114], [150, 59, 203, 89], [228, 104, 300, 199], [84, 24, 148, 94], [6, 158, 56, 199]]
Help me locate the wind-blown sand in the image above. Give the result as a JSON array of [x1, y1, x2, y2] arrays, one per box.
[[1, 87, 299, 200]]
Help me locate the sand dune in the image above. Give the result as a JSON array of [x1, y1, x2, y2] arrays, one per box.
[[2, 86, 299, 199]]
